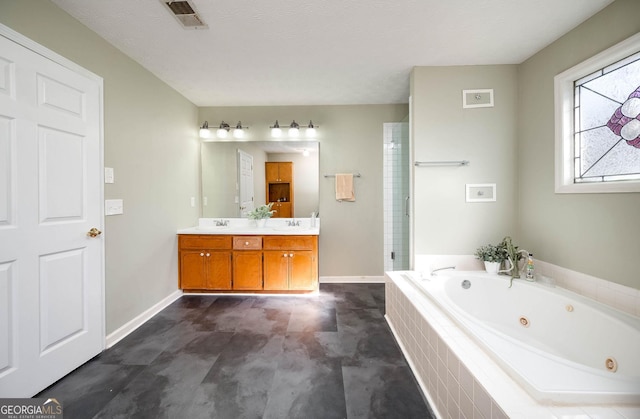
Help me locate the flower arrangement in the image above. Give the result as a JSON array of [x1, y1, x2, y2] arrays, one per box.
[[474, 243, 507, 263], [247, 203, 276, 220]]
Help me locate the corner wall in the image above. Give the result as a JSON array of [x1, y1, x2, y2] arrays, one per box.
[[411, 65, 519, 256], [517, 0, 640, 290], [0, 1, 201, 334]]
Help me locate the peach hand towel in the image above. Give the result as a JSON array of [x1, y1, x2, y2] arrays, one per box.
[[335, 173, 355, 202]]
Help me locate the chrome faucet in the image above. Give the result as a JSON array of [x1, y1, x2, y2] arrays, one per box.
[[215, 219, 229, 226], [287, 219, 300, 226], [430, 266, 455, 276]]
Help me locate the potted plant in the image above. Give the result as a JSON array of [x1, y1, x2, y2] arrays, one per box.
[[247, 203, 276, 227], [474, 243, 507, 274]]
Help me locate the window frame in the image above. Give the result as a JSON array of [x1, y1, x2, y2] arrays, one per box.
[[554, 32, 640, 194]]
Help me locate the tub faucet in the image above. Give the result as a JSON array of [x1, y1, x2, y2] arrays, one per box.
[[430, 266, 455, 276]]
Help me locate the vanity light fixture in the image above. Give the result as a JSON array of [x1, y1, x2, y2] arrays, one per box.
[[288, 120, 300, 137], [199, 121, 211, 139], [216, 121, 231, 138], [306, 120, 317, 138], [270, 120, 282, 138], [233, 121, 248, 139]]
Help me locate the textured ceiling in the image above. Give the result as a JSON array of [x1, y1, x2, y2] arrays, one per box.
[[51, 0, 613, 106]]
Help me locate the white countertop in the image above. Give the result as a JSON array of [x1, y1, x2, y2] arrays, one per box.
[[177, 217, 320, 236]]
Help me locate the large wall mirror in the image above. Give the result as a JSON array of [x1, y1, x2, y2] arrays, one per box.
[[201, 141, 319, 218]]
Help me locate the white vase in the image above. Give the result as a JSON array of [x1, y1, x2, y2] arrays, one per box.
[[256, 219, 267, 228], [484, 261, 500, 275]]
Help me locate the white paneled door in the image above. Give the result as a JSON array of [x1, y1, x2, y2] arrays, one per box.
[[238, 149, 254, 217], [0, 27, 104, 397]]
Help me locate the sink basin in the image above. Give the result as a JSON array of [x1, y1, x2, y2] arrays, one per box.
[[197, 225, 229, 231], [272, 225, 308, 231]]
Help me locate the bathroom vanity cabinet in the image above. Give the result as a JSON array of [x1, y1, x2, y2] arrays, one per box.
[[178, 233, 318, 293]]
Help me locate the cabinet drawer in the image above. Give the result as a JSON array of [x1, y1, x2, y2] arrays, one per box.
[[179, 235, 231, 250], [263, 235, 316, 250], [233, 236, 263, 250]]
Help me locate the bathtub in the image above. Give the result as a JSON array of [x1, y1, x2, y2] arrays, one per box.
[[400, 271, 640, 406]]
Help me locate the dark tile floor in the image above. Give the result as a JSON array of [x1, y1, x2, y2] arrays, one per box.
[[37, 284, 435, 419]]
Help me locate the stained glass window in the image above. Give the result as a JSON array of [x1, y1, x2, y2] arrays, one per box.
[[556, 34, 640, 193], [573, 51, 640, 184]]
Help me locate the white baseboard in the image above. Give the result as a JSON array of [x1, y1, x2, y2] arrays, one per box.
[[105, 289, 183, 349], [319, 276, 385, 283]]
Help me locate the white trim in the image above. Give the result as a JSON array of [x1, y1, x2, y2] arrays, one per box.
[[554, 32, 640, 194], [319, 276, 385, 283], [105, 290, 183, 348]]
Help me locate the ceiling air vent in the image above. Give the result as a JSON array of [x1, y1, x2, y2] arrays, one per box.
[[162, 1, 208, 30]]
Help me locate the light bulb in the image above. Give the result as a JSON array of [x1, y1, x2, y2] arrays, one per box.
[[216, 128, 228, 138], [288, 120, 300, 137], [199, 121, 210, 138], [271, 120, 282, 137], [305, 120, 317, 138]]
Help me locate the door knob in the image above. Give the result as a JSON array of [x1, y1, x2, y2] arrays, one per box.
[[87, 227, 102, 237]]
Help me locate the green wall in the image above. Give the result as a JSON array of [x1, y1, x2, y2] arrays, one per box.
[[517, 0, 640, 289], [0, 0, 201, 334]]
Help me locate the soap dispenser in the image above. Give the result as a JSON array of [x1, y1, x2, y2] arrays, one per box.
[[525, 253, 535, 280]]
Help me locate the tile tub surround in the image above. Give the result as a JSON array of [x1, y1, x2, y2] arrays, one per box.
[[37, 284, 434, 419], [385, 272, 640, 419]]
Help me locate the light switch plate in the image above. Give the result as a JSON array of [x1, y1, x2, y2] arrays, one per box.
[[105, 167, 114, 184], [105, 199, 123, 215]]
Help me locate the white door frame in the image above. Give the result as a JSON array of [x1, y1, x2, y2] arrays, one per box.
[[0, 23, 105, 395]]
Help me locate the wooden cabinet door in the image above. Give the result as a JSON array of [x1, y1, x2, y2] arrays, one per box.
[[278, 162, 293, 182], [233, 251, 263, 290], [263, 251, 289, 290], [265, 162, 292, 182], [265, 162, 280, 182], [272, 202, 292, 218], [289, 251, 317, 290], [180, 250, 207, 289], [206, 251, 232, 290]]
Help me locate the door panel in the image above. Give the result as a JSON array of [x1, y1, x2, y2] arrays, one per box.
[[263, 252, 288, 290], [233, 252, 262, 290], [0, 261, 15, 375], [39, 127, 84, 222], [39, 249, 85, 353], [289, 251, 316, 291], [0, 116, 14, 226], [207, 251, 232, 290], [180, 251, 207, 290]]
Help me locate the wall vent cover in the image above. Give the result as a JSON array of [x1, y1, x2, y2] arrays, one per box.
[[162, 1, 208, 29]]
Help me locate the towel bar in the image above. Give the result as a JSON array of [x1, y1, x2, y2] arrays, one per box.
[[414, 160, 469, 167], [324, 173, 362, 178]]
